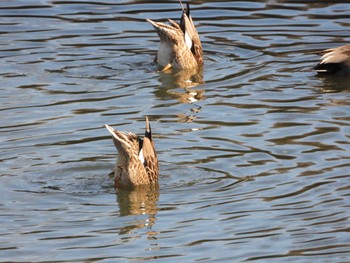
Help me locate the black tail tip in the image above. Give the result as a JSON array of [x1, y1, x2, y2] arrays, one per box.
[[314, 63, 343, 74]]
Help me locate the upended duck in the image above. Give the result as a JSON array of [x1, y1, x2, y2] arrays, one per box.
[[147, 1, 203, 71], [105, 117, 159, 188], [314, 44, 350, 75]]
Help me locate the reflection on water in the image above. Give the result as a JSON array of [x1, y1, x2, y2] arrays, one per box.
[[116, 186, 159, 238], [117, 186, 159, 217], [316, 75, 350, 93], [1, 0, 350, 262], [158, 67, 204, 88]]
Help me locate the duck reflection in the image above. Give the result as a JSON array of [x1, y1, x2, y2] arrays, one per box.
[[159, 67, 205, 103], [315, 75, 350, 93], [168, 86, 205, 104], [154, 67, 205, 122], [159, 67, 204, 89], [115, 185, 159, 236], [116, 184, 159, 217]]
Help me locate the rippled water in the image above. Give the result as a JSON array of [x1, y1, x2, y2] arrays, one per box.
[[1, 0, 350, 262]]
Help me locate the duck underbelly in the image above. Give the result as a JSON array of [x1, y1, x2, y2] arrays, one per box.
[[157, 42, 172, 66]]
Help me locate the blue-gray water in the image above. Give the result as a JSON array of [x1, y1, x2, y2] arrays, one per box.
[[1, 0, 350, 262]]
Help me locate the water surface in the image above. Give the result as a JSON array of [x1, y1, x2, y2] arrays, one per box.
[[1, 0, 350, 262]]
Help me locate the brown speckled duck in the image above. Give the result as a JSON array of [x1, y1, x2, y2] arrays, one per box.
[[314, 44, 350, 75], [105, 117, 159, 188], [147, 1, 203, 71]]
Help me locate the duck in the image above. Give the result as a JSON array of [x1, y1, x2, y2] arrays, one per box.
[[147, 1, 203, 71], [105, 117, 159, 188], [314, 44, 350, 75]]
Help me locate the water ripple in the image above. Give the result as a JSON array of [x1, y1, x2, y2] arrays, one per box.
[[1, 0, 350, 262]]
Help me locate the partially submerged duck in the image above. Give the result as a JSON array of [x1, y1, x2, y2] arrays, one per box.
[[314, 44, 350, 75], [147, 1, 203, 71], [105, 117, 159, 188]]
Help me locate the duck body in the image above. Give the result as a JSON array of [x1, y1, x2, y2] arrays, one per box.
[[147, 2, 203, 71], [105, 117, 159, 188], [314, 44, 350, 75]]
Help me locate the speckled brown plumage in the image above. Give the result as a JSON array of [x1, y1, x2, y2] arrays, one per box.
[[147, 2, 203, 71], [105, 117, 159, 188]]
